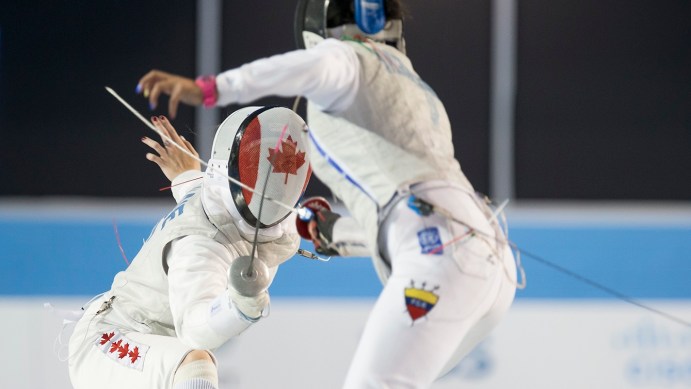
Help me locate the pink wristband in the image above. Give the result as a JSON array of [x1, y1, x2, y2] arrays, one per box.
[[195, 75, 218, 108]]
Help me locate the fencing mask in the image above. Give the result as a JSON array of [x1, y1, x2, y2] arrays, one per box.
[[294, 0, 404, 52], [207, 106, 311, 229]]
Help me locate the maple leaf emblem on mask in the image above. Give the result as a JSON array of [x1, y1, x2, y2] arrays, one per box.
[[267, 135, 306, 184]]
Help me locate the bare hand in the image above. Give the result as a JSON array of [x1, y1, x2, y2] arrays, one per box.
[[137, 70, 203, 119], [141, 115, 201, 181]]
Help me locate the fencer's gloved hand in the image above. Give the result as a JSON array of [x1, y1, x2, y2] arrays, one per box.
[[308, 209, 342, 256], [227, 286, 269, 323], [295, 197, 342, 256]]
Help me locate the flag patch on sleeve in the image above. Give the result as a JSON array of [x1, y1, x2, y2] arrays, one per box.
[[94, 329, 149, 370]]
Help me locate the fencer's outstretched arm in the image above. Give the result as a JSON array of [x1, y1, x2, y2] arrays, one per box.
[[167, 235, 276, 350], [138, 39, 360, 117], [214, 39, 359, 112]]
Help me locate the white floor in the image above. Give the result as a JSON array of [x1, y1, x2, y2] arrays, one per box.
[[3, 297, 690, 389]]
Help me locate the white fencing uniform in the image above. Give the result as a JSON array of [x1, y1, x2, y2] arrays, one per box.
[[68, 171, 299, 389], [214, 37, 517, 388]]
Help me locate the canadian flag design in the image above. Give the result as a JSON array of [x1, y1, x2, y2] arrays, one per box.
[[94, 329, 149, 371]]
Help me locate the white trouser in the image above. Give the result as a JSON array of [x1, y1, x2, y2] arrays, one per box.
[[343, 182, 517, 388], [68, 296, 205, 389]]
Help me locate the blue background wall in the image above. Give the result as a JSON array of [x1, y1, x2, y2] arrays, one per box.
[[3, 210, 689, 300]]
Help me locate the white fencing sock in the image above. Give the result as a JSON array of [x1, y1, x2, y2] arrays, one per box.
[[173, 359, 219, 389]]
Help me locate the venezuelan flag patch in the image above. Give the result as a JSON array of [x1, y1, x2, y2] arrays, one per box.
[[404, 281, 439, 322]]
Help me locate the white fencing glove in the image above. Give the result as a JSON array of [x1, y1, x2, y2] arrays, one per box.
[[227, 286, 269, 323]]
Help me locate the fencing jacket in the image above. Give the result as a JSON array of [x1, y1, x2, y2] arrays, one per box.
[[215, 38, 473, 282], [107, 171, 299, 350]]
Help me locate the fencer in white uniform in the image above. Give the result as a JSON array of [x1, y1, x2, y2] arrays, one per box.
[[137, 1, 519, 387], [68, 109, 311, 389]]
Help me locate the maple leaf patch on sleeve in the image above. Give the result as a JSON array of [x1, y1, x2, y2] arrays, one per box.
[[117, 342, 130, 359], [128, 346, 141, 364], [109, 339, 122, 354], [99, 332, 115, 345], [267, 135, 306, 184]]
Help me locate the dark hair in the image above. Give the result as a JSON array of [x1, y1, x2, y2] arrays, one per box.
[[326, 0, 406, 28]]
